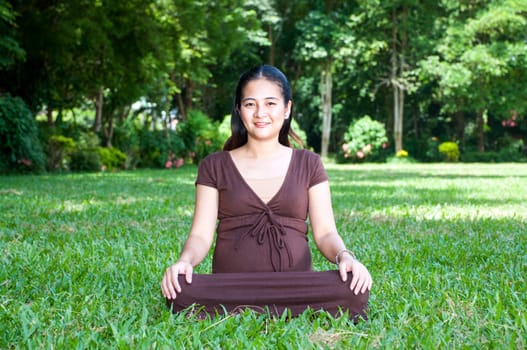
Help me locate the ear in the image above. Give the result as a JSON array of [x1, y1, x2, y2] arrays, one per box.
[[285, 100, 292, 119]]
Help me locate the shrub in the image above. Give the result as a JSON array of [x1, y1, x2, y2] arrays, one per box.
[[0, 95, 46, 173], [97, 147, 127, 171], [339, 115, 388, 163], [47, 135, 76, 171], [70, 149, 102, 172], [438, 142, 460, 162], [290, 118, 308, 149], [112, 120, 142, 169], [177, 110, 223, 163], [426, 137, 441, 162], [136, 128, 185, 168], [69, 132, 102, 172]]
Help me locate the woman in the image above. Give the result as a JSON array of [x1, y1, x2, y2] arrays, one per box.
[[161, 65, 372, 321]]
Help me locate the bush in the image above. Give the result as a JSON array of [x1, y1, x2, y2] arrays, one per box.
[[70, 149, 102, 172], [0, 95, 46, 173], [462, 140, 526, 163], [97, 147, 127, 171], [69, 132, 102, 172], [426, 137, 442, 162], [112, 120, 141, 169], [136, 128, 186, 168], [438, 141, 460, 162], [177, 110, 223, 163], [46, 135, 76, 171], [338, 115, 388, 163]]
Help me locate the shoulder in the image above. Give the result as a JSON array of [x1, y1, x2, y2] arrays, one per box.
[[196, 151, 229, 186], [199, 151, 229, 166], [294, 148, 323, 163]]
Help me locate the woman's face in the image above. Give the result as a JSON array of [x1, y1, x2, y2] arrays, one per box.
[[239, 78, 292, 143]]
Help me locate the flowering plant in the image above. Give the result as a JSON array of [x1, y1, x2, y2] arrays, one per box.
[[340, 116, 388, 163], [396, 150, 409, 158]]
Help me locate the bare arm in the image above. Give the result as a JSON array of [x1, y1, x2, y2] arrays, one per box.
[[308, 181, 372, 294], [161, 184, 218, 299]]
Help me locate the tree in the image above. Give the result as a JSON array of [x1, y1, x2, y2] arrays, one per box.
[[295, 7, 355, 158], [0, 0, 24, 72], [347, 0, 445, 153], [420, 0, 527, 152]]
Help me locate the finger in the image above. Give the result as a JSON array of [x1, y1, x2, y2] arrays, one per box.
[[171, 269, 182, 295], [361, 277, 371, 294], [160, 280, 166, 298], [162, 274, 175, 299], [339, 263, 348, 282], [185, 266, 193, 284], [349, 273, 359, 295]]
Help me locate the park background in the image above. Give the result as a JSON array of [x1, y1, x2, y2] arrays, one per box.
[[1, 0, 527, 172], [1, 0, 526, 349]]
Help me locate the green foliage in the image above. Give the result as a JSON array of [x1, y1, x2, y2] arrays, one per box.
[[69, 149, 102, 172], [217, 114, 232, 147], [177, 110, 223, 163], [0, 1, 25, 69], [462, 140, 526, 162], [97, 147, 126, 171], [438, 141, 460, 162], [1, 164, 526, 348], [137, 128, 186, 169], [339, 116, 388, 163], [68, 131, 101, 172], [0, 95, 45, 173], [46, 135, 76, 172], [291, 118, 308, 149]]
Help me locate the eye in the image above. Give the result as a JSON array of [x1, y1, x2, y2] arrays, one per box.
[[243, 102, 255, 108]]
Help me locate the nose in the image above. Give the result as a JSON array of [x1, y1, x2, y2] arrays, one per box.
[[254, 104, 268, 118]]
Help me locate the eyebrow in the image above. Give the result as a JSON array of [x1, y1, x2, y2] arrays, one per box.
[[241, 97, 281, 102]]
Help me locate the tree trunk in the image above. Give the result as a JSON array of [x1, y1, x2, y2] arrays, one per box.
[[320, 61, 332, 159], [47, 107, 54, 126], [391, 22, 403, 153], [391, 7, 408, 154], [106, 112, 114, 147], [176, 93, 186, 121], [93, 86, 103, 132], [477, 110, 485, 152], [268, 24, 275, 66], [455, 111, 465, 149]]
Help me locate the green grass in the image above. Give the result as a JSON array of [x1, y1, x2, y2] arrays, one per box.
[[1, 163, 526, 349]]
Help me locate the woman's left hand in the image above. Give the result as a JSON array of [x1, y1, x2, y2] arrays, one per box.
[[338, 256, 372, 295]]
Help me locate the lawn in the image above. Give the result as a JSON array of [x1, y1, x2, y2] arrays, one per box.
[[1, 163, 526, 349]]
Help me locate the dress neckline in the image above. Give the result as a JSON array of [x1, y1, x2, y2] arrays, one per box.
[[226, 149, 296, 206]]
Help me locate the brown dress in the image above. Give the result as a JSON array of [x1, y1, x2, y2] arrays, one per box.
[[166, 149, 369, 321]]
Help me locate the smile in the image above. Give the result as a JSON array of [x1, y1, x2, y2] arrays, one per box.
[[254, 122, 270, 128]]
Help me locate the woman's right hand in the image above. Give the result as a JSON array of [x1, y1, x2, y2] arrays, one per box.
[[161, 260, 193, 300]]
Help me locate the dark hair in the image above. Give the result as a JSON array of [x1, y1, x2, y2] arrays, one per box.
[[223, 65, 303, 151]]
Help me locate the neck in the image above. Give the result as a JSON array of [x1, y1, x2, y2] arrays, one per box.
[[243, 139, 287, 158]]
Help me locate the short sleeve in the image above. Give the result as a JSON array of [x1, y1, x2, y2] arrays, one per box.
[[308, 152, 329, 188], [195, 153, 218, 188]]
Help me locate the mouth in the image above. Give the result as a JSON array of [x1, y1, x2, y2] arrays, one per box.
[[254, 122, 270, 128]]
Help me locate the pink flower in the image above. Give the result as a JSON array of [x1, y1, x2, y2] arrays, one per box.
[[363, 144, 372, 153], [165, 160, 173, 169], [356, 151, 365, 159], [17, 158, 32, 166], [175, 158, 184, 168], [382, 143, 388, 149], [342, 143, 349, 152]]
